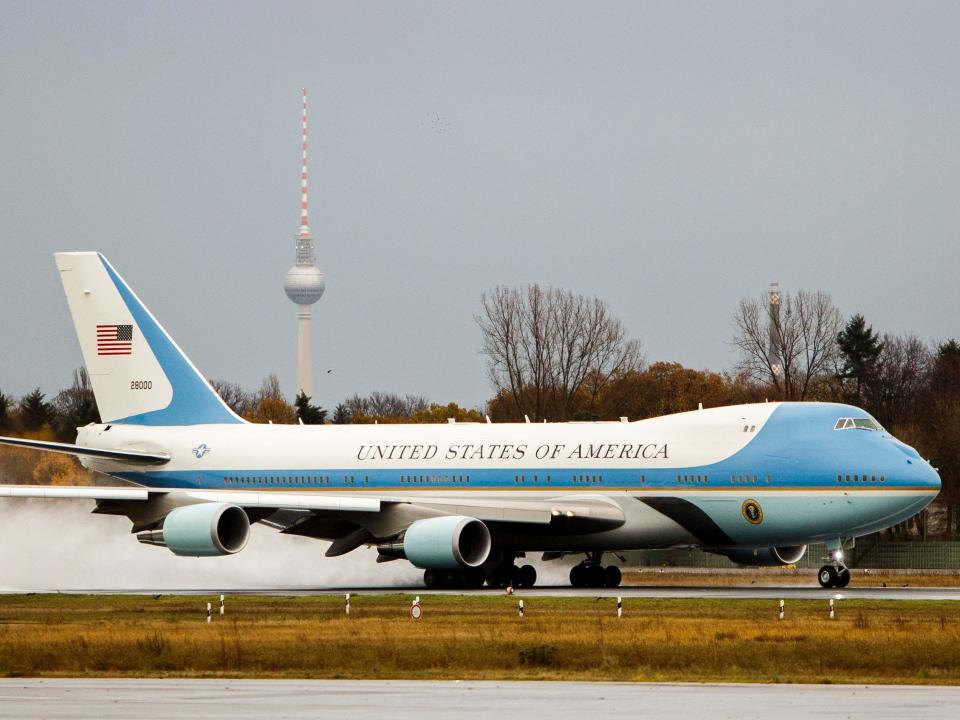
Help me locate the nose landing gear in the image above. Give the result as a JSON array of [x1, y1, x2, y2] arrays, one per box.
[[817, 539, 851, 588]]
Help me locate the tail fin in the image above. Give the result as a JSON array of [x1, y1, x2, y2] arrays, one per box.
[[55, 252, 244, 426]]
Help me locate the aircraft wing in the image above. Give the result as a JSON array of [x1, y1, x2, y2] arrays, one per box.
[[0, 485, 623, 528], [0, 436, 170, 466]]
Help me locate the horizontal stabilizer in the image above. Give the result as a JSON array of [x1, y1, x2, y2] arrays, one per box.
[[0, 435, 170, 465]]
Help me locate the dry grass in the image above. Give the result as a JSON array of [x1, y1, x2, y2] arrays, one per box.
[[1, 594, 960, 683]]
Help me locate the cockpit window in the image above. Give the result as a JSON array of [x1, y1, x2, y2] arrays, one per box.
[[834, 417, 883, 431]]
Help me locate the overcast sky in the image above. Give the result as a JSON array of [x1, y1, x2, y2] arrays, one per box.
[[1, 1, 958, 410]]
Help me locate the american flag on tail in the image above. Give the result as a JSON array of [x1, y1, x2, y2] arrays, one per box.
[[96, 324, 133, 355]]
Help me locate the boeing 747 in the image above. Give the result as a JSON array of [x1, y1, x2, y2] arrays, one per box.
[[0, 253, 941, 589]]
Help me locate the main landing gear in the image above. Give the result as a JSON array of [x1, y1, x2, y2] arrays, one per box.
[[570, 553, 622, 588], [489, 560, 538, 589], [424, 553, 539, 590], [817, 538, 851, 589], [423, 567, 486, 589]]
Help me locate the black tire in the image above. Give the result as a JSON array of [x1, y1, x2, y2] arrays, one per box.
[[604, 565, 622, 588], [490, 564, 513, 588], [570, 564, 586, 588], [818, 565, 837, 588], [835, 567, 851, 588], [518, 564, 537, 588], [424, 569, 438, 588], [586, 564, 606, 588]]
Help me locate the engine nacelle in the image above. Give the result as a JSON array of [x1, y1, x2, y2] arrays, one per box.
[[717, 545, 807, 567], [138, 503, 250, 557], [396, 515, 492, 570]]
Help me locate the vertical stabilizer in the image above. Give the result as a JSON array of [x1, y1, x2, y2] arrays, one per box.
[[55, 252, 244, 426]]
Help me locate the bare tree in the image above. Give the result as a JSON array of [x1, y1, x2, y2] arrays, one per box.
[[210, 380, 256, 417], [732, 289, 842, 400], [865, 334, 932, 426], [50, 368, 100, 441], [476, 285, 643, 420], [343, 392, 430, 419]]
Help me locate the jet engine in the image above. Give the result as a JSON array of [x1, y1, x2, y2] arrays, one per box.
[[715, 545, 807, 567], [137, 502, 250, 557], [378, 515, 492, 569]]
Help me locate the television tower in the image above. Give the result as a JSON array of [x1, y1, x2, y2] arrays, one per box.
[[283, 89, 325, 398], [768, 282, 782, 378]]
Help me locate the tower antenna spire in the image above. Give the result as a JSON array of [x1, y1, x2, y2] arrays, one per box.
[[299, 87, 310, 238]]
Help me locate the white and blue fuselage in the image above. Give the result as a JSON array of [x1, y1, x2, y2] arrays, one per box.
[[0, 252, 942, 588], [77, 400, 939, 553]]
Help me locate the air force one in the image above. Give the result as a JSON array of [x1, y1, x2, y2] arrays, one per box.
[[0, 253, 941, 589]]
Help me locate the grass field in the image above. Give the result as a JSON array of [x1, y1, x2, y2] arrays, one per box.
[[1, 593, 960, 683]]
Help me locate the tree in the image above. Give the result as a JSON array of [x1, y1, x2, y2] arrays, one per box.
[[476, 285, 643, 421], [732, 288, 842, 401], [408, 403, 484, 423], [595, 362, 737, 420], [863, 334, 930, 428], [836, 314, 884, 404], [18, 388, 51, 431], [331, 403, 351, 424], [343, 392, 429, 421], [294, 391, 327, 424], [924, 339, 960, 535], [51, 368, 100, 441], [0, 389, 9, 429], [210, 380, 256, 418], [249, 374, 296, 424]]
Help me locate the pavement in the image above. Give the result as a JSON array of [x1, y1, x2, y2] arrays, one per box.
[[5, 584, 960, 601], [0, 679, 957, 719]]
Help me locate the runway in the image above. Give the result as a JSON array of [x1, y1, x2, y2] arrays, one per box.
[[0, 679, 957, 719], [5, 584, 960, 601]]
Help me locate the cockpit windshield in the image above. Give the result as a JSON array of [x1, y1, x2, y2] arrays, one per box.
[[834, 417, 883, 431]]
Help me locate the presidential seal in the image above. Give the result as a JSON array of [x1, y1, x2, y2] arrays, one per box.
[[741, 498, 763, 525]]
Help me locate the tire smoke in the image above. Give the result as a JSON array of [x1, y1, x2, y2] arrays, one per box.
[[0, 499, 421, 591]]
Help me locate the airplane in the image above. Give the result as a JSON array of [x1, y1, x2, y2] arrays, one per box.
[[0, 252, 941, 590]]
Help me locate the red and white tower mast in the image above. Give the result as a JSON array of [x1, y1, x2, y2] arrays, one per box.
[[283, 89, 325, 399]]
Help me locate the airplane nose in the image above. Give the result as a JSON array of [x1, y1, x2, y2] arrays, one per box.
[[926, 462, 943, 492]]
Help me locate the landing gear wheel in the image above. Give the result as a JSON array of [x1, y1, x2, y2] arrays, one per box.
[[424, 569, 438, 588], [570, 564, 587, 588], [604, 565, 622, 588], [585, 564, 605, 588], [517, 564, 537, 588], [835, 567, 851, 588], [487, 560, 523, 589], [818, 565, 838, 588]]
